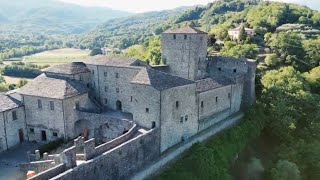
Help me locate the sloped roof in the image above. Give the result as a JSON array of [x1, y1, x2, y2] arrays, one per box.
[[18, 74, 89, 99], [229, 27, 254, 31], [84, 55, 142, 68], [163, 26, 207, 34], [196, 77, 234, 93], [0, 93, 22, 112], [42, 62, 90, 75], [131, 68, 195, 91]]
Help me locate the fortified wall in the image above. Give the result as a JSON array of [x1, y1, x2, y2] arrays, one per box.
[[21, 128, 160, 180]]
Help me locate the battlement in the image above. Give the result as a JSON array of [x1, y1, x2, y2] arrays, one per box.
[[21, 127, 159, 180]]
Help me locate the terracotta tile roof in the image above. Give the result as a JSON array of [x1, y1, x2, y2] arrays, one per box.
[[163, 26, 207, 34], [0, 93, 22, 112], [18, 74, 89, 99], [42, 62, 90, 75], [131, 67, 195, 91]]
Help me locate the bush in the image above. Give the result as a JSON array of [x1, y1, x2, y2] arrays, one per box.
[[2, 65, 41, 78], [38, 139, 64, 156]]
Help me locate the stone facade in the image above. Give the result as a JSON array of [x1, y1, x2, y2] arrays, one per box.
[[0, 106, 27, 152]]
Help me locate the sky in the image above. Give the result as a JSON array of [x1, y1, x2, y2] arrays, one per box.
[[58, 0, 319, 13]]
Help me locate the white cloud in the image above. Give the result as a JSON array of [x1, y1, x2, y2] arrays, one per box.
[[58, 0, 213, 13]]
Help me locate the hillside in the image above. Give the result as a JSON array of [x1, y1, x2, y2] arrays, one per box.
[[0, 0, 132, 34], [82, 0, 320, 49]]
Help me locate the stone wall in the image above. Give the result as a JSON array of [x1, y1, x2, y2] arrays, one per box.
[[160, 84, 198, 153], [162, 33, 208, 80], [63, 94, 96, 139], [131, 84, 161, 129], [28, 164, 66, 180], [51, 128, 160, 180], [23, 95, 65, 142], [0, 106, 27, 152], [20, 160, 55, 174], [197, 85, 232, 120]]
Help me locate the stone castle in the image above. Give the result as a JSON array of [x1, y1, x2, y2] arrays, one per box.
[[0, 26, 256, 179]]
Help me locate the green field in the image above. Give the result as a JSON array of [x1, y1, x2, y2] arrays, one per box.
[[23, 48, 90, 66]]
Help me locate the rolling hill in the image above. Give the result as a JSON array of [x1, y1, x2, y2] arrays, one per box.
[[0, 0, 132, 34]]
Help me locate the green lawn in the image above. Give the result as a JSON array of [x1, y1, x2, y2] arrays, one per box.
[[23, 48, 90, 66]]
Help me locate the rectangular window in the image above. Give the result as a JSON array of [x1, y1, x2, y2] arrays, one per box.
[[216, 97, 218, 103], [104, 86, 108, 92], [116, 88, 119, 93], [92, 70, 94, 75], [184, 34, 187, 40], [52, 132, 58, 137], [185, 115, 188, 121], [233, 69, 237, 73], [104, 98, 108, 104], [218, 68, 222, 71], [173, 34, 176, 40], [130, 96, 133, 102], [176, 101, 179, 108], [38, 99, 42, 109], [30, 128, 34, 133], [75, 102, 80, 109], [115, 73, 119, 78], [50, 101, 54, 110], [104, 72, 108, 76], [12, 111, 17, 120], [228, 93, 231, 99], [79, 75, 83, 81], [146, 108, 149, 113], [201, 101, 204, 108], [180, 117, 184, 123]]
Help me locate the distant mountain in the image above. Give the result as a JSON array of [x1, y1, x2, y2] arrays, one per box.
[[0, 0, 132, 34]]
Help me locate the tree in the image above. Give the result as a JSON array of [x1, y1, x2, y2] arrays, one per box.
[[269, 32, 305, 70], [90, 48, 103, 56], [303, 38, 320, 68], [271, 160, 301, 180], [17, 79, 28, 88], [265, 54, 280, 67], [304, 66, 320, 93], [238, 24, 247, 43], [221, 42, 258, 59], [210, 24, 229, 40], [247, 158, 264, 180]]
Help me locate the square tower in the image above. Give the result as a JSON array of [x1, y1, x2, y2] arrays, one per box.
[[161, 26, 208, 80]]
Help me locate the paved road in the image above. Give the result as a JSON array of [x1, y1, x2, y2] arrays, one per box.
[[0, 142, 38, 180]]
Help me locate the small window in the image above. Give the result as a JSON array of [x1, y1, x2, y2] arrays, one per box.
[[180, 117, 184, 123], [52, 132, 58, 137], [228, 93, 231, 99], [130, 96, 133, 102], [176, 101, 179, 108], [184, 35, 187, 40], [104, 98, 108, 104], [233, 69, 237, 73], [218, 68, 222, 71], [115, 73, 119, 78], [104, 86, 108, 92], [38, 99, 42, 109], [92, 70, 94, 75], [30, 128, 34, 133], [185, 115, 188, 121], [201, 101, 204, 108], [146, 108, 149, 113], [50, 101, 54, 110], [12, 111, 17, 120], [116, 88, 119, 93], [216, 97, 218, 103], [104, 72, 107, 76], [79, 75, 83, 81], [173, 34, 176, 40]]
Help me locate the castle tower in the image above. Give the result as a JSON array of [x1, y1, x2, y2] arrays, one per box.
[[161, 26, 208, 81]]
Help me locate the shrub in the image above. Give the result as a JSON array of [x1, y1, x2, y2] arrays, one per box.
[[38, 139, 64, 156]]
